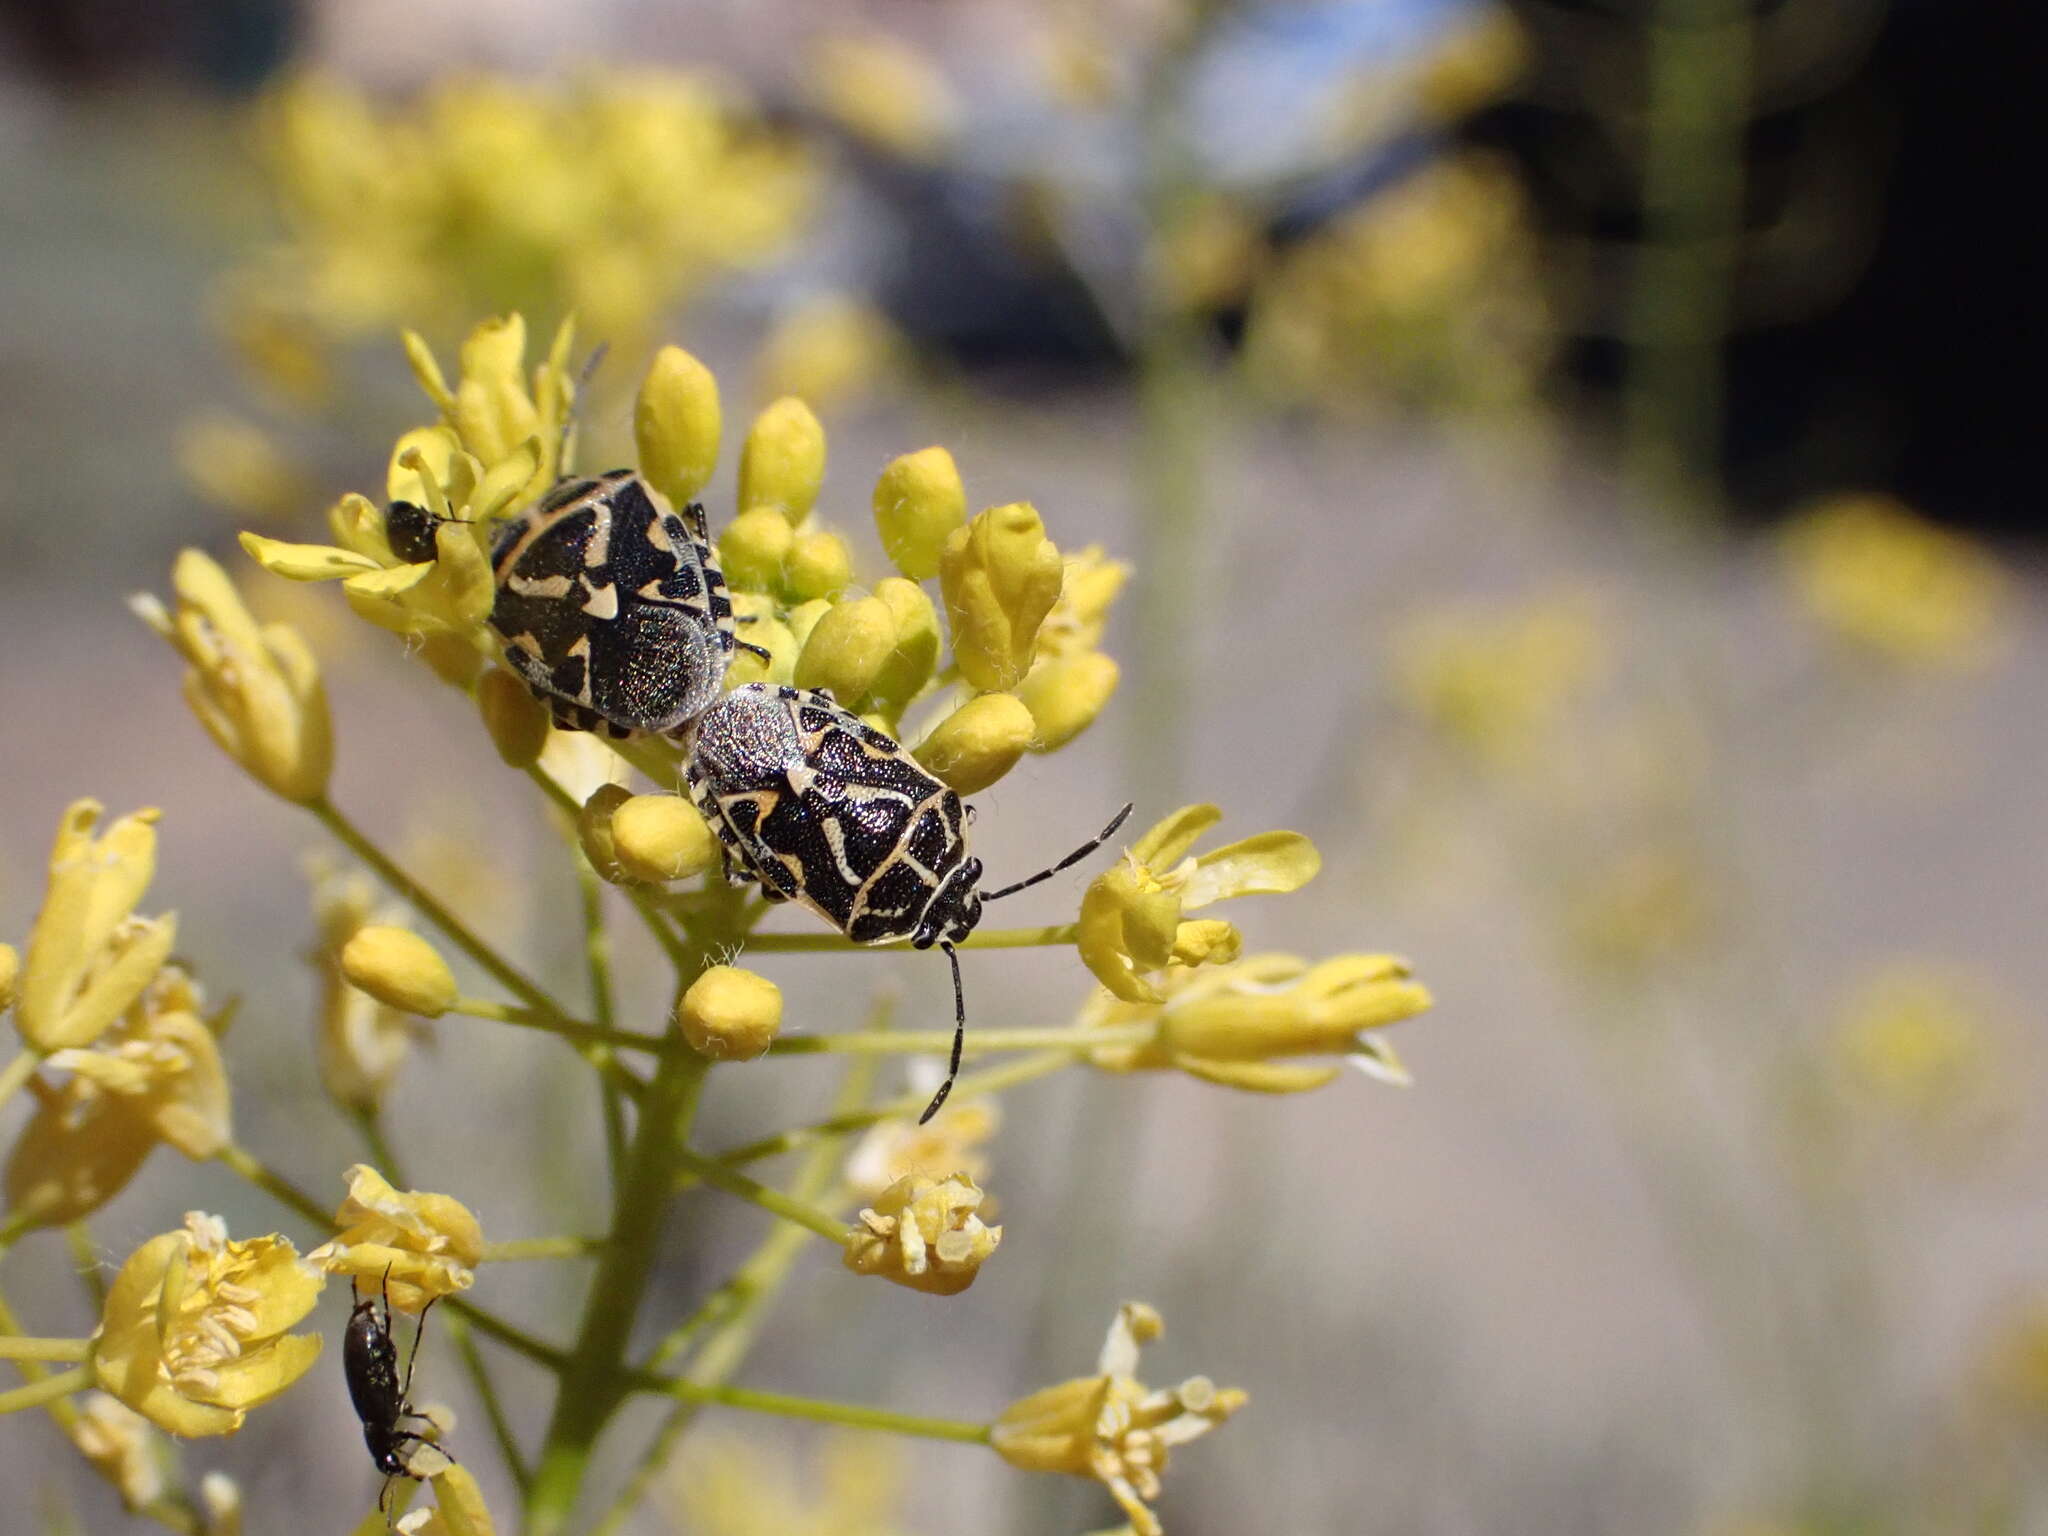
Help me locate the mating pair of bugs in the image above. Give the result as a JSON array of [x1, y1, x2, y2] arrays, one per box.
[[393, 463, 1130, 1125]]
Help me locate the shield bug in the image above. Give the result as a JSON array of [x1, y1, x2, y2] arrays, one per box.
[[488, 469, 765, 738], [685, 682, 1132, 1120], [345, 1267, 453, 1515]]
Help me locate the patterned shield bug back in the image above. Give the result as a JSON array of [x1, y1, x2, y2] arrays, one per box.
[[488, 470, 754, 738], [686, 682, 1131, 1120]]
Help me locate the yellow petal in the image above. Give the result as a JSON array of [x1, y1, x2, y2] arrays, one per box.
[[1130, 804, 1221, 868], [237, 534, 382, 582], [1179, 831, 1321, 909]]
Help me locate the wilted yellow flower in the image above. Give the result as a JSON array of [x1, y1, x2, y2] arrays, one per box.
[[1082, 953, 1428, 1093], [679, 965, 783, 1062], [94, 1212, 325, 1437], [940, 504, 1065, 692], [308, 865, 422, 1115], [1078, 805, 1319, 1004], [992, 1302, 1245, 1536], [8, 967, 233, 1229], [12, 799, 173, 1053], [1390, 593, 1605, 767], [308, 1164, 484, 1310], [1780, 494, 2005, 667], [132, 550, 334, 803], [843, 1173, 1001, 1296], [844, 1088, 1000, 1200], [1832, 964, 1997, 1123], [914, 692, 1037, 795], [69, 1390, 167, 1510], [873, 446, 967, 582], [394, 1463, 497, 1536]]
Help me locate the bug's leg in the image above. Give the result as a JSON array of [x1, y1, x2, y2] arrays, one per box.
[[399, 1293, 438, 1403], [736, 639, 774, 663], [919, 943, 966, 1125]]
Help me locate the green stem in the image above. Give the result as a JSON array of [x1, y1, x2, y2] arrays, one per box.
[[213, 1142, 331, 1230], [443, 1298, 568, 1373], [623, 1374, 991, 1444], [577, 861, 628, 1183], [445, 1311, 532, 1496], [63, 1225, 109, 1315], [743, 924, 1079, 954], [479, 1236, 607, 1263], [0, 1336, 90, 1363], [446, 996, 664, 1054], [670, 1149, 845, 1244], [0, 1048, 42, 1114], [766, 1024, 1145, 1058], [524, 1048, 709, 1536], [0, 1365, 88, 1413], [312, 798, 560, 1015], [710, 1052, 1071, 1172]]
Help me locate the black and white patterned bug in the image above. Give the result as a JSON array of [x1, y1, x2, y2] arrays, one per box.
[[685, 682, 1132, 1120], [344, 1266, 452, 1516], [486, 470, 766, 738]]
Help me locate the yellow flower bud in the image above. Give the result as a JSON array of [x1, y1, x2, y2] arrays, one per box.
[[781, 528, 854, 602], [610, 795, 720, 884], [784, 598, 834, 655], [577, 784, 639, 884], [720, 506, 795, 593], [794, 596, 897, 707], [93, 1214, 326, 1438], [728, 594, 797, 686], [0, 942, 16, 1014], [340, 927, 459, 1019], [133, 550, 334, 805], [914, 692, 1035, 795], [940, 503, 1064, 691], [1016, 651, 1119, 751], [451, 316, 540, 467], [308, 1164, 484, 1311], [843, 1173, 1001, 1295], [872, 446, 966, 580], [679, 965, 783, 1061], [868, 577, 941, 710], [476, 667, 550, 768], [635, 345, 723, 508], [738, 396, 826, 524]]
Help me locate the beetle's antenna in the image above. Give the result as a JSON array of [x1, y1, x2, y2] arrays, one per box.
[[399, 1293, 437, 1402], [982, 802, 1134, 903], [920, 943, 966, 1124], [557, 341, 610, 475]]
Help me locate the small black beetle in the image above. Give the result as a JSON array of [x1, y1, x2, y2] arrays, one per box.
[[345, 1267, 451, 1514]]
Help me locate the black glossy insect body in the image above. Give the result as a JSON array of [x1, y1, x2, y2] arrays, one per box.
[[345, 1269, 449, 1513], [488, 469, 749, 738], [686, 683, 1131, 1120], [382, 500, 443, 565]]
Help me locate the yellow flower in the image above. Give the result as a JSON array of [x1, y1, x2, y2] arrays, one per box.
[[308, 1164, 485, 1311], [93, 1212, 325, 1437], [738, 396, 827, 525], [992, 1302, 1245, 1536], [70, 1390, 167, 1510], [1082, 953, 1429, 1094], [1832, 964, 1996, 1124], [133, 550, 334, 804], [913, 692, 1037, 795], [308, 864, 425, 1112], [7, 967, 233, 1229], [1077, 805, 1320, 1004], [1016, 651, 1121, 753], [12, 799, 173, 1053], [844, 1088, 1000, 1200], [843, 1173, 1001, 1296], [872, 446, 967, 582], [394, 1463, 497, 1536], [636, 343, 723, 508], [610, 794, 721, 885], [940, 503, 1065, 692], [793, 594, 897, 707], [1780, 493, 2006, 667]]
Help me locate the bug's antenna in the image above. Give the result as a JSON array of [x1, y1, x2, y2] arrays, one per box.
[[557, 341, 610, 475], [982, 802, 1134, 903], [920, 943, 967, 1124]]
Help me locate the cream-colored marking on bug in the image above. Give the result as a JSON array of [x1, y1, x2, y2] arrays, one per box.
[[581, 583, 620, 620]]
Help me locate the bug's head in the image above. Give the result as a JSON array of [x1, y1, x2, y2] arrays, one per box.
[[913, 858, 983, 949]]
